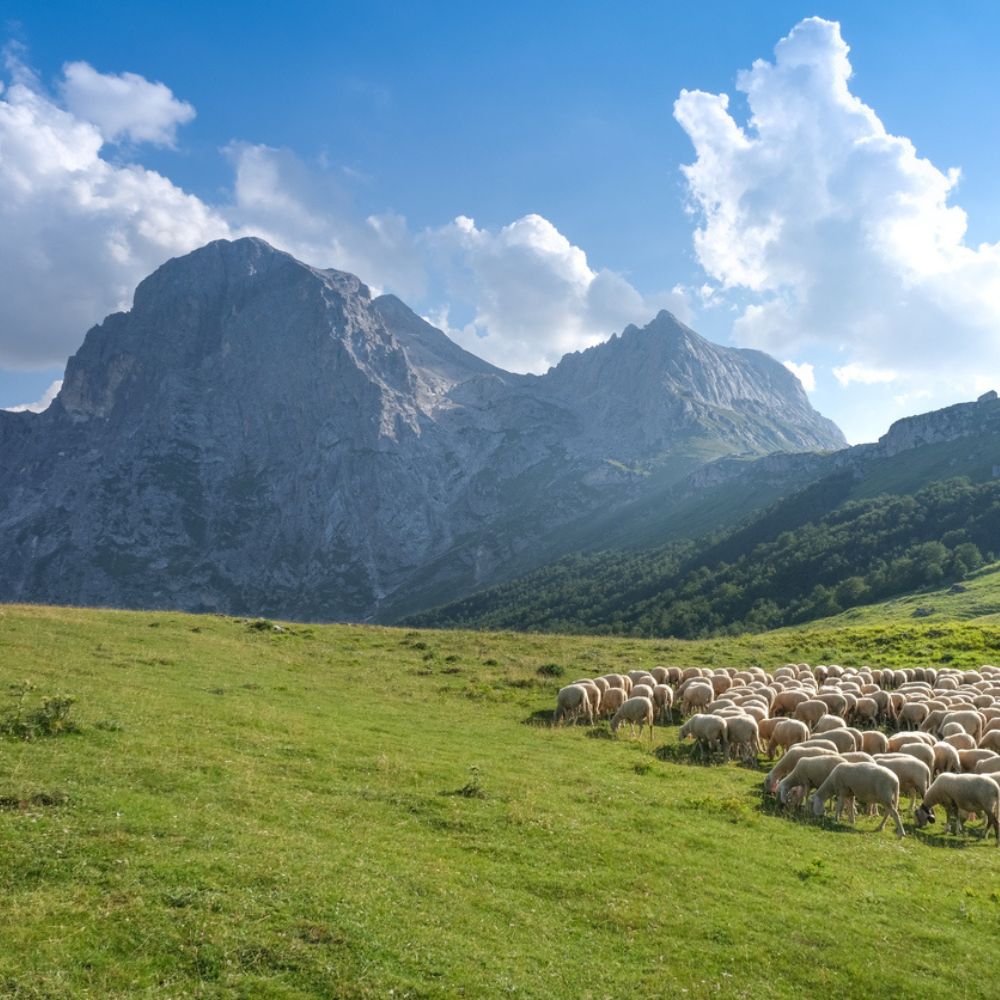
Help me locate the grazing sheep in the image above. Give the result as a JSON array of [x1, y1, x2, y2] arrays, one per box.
[[767, 719, 810, 758], [610, 697, 655, 740], [958, 749, 999, 772], [899, 702, 930, 729], [792, 699, 829, 729], [764, 745, 837, 795], [979, 730, 1000, 753], [631, 684, 655, 703], [975, 757, 1000, 776], [600, 687, 626, 718], [777, 754, 847, 808], [554, 685, 593, 726], [652, 684, 674, 722], [944, 733, 977, 751], [679, 714, 729, 759], [813, 714, 847, 734], [820, 729, 861, 754], [723, 715, 760, 763], [872, 754, 933, 812], [798, 738, 842, 753], [887, 732, 935, 752], [931, 742, 962, 776], [853, 697, 879, 728], [571, 680, 602, 719], [860, 731, 889, 756], [681, 681, 715, 717], [810, 762, 906, 838], [896, 742, 936, 772], [915, 773, 1000, 844]]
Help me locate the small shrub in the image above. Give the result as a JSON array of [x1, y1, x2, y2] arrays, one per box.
[[0, 683, 79, 740], [536, 663, 564, 678], [443, 766, 486, 799]]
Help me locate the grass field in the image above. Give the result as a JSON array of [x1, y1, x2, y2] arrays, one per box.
[[2, 603, 1000, 998]]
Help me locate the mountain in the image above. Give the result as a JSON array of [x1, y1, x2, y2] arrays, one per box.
[[406, 394, 1000, 636], [0, 237, 844, 621]]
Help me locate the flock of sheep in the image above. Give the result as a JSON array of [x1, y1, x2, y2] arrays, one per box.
[[553, 663, 1000, 842]]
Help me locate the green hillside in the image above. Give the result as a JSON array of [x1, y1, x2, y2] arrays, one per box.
[[2, 603, 1000, 998], [405, 476, 1000, 637]]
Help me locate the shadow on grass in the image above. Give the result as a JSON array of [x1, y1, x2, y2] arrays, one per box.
[[0, 791, 69, 810]]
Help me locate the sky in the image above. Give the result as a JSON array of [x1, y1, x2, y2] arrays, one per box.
[[2, 1, 1000, 443]]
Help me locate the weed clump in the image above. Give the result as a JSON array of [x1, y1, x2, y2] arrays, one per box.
[[536, 663, 564, 678], [0, 683, 79, 740], [443, 766, 486, 799]]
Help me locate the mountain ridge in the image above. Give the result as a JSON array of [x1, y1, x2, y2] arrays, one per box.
[[1, 237, 845, 621]]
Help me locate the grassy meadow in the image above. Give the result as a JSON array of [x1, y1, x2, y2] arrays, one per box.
[[1, 603, 1000, 998]]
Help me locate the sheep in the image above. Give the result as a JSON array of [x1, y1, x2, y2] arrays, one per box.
[[814, 728, 858, 754], [553, 684, 593, 726], [896, 741, 936, 772], [777, 754, 846, 809], [764, 745, 838, 795], [931, 742, 962, 776], [941, 710, 986, 742], [681, 681, 715, 717], [944, 733, 977, 751], [872, 754, 933, 812], [679, 713, 728, 760], [610, 697, 655, 741], [631, 684, 655, 703], [792, 699, 829, 729], [767, 719, 810, 758], [571, 680, 602, 719], [852, 697, 879, 728], [978, 730, 1000, 753], [975, 757, 1000, 776], [797, 738, 841, 753], [887, 732, 935, 752], [652, 684, 674, 722], [810, 762, 906, 838], [915, 773, 1000, 844], [899, 702, 930, 729], [958, 749, 999, 773], [813, 714, 847, 734], [600, 687, 626, 718], [723, 714, 760, 763], [860, 731, 889, 756]]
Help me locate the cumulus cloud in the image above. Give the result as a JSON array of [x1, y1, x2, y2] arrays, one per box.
[[674, 16, 1000, 400], [426, 214, 688, 373], [3, 378, 62, 412], [60, 61, 195, 146], [0, 57, 229, 368], [783, 360, 815, 392], [832, 363, 897, 388], [0, 50, 683, 386]]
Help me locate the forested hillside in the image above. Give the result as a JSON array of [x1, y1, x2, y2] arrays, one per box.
[[405, 476, 999, 637]]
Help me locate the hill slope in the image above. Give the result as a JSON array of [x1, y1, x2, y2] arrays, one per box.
[[2, 603, 1000, 997], [405, 400, 1000, 636]]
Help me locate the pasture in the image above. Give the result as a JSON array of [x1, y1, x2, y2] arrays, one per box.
[[1, 603, 999, 998]]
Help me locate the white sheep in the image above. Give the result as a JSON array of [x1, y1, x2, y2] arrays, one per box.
[[931, 741, 962, 775], [553, 684, 593, 726], [681, 681, 714, 717], [872, 754, 932, 812], [958, 748, 999, 772], [600, 687, 626, 718], [767, 718, 810, 758], [810, 762, 906, 838], [679, 714, 728, 759], [652, 684, 674, 722], [610, 696, 655, 740], [723, 714, 760, 763], [777, 754, 846, 808], [915, 773, 1000, 844], [764, 745, 837, 795]]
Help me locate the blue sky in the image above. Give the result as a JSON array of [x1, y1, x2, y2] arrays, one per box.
[[3, 1, 1000, 442]]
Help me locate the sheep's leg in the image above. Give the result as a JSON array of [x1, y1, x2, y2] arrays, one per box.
[[887, 804, 906, 838]]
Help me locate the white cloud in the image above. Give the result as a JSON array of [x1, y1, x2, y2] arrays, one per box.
[[3, 378, 62, 413], [783, 360, 815, 391], [426, 213, 688, 373], [674, 16, 1000, 403], [0, 58, 229, 369], [832, 363, 897, 387], [60, 61, 195, 146]]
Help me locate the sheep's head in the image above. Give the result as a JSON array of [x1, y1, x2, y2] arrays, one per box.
[[810, 793, 826, 818], [914, 804, 935, 828]]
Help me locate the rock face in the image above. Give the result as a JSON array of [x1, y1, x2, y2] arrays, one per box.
[[0, 238, 846, 621]]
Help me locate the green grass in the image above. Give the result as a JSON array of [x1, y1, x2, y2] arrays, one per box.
[[2, 603, 1000, 998]]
